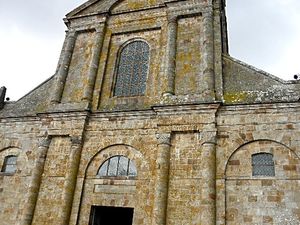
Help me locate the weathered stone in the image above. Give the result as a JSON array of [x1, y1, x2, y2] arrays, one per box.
[[0, 1, 300, 225]]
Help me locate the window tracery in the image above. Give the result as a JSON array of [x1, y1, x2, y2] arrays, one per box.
[[114, 40, 150, 97]]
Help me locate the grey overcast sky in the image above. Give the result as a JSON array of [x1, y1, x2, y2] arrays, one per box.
[[0, 0, 300, 100]]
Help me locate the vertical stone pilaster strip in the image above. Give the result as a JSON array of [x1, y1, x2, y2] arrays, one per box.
[[202, 11, 215, 99], [152, 133, 171, 225], [213, 8, 224, 101], [201, 133, 217, 225], [164, 16, 178, 96], [60, 136, 83, 225], [21, 136, 51, 225], [216, 179, 226, 225], [51, 31, 77, 104], [82, 25, 105, 103]]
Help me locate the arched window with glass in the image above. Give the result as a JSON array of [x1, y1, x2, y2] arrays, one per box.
[[252, 153, 275, 176], [97, 155, 137, 178], [114, 40, 150, 97], [1, 155, 17, 173]]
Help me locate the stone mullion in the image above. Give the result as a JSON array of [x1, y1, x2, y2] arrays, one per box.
[[21, 137, 52, 225], [202, 11, 215, 99], [51, 31, 77, 104], [60, 136, 83, 225], [201, 133, 217, 225], [152, 133, 172, 225], [82, 25, 105, 103], [164, 16, 178, 96]]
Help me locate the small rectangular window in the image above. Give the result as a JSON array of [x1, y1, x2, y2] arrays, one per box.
[[1, 155, 17, 173], [252, 153, 275, 176]]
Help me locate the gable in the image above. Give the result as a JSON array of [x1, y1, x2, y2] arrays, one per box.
[[66, 0, 118, 18], [67, 0, 166, 18], [111, 0, 165, 13]]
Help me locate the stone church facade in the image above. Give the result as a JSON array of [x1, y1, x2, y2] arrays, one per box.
[[1, 0, 300, 224]]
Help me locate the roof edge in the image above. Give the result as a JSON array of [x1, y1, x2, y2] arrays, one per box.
[[223, 54, 299, 84]]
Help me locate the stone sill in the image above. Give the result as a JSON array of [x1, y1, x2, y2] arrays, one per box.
[[0, 172, 15, 176]]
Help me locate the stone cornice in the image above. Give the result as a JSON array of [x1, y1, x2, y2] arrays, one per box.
[[153, 103, 220, 115], [0, 115, 40, 122], [92, 109, 156, 120], [220, 102, 300, 115]]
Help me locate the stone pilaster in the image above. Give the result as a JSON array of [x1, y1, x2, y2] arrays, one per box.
[[164, 16, 178, 96], [51, 31, 77, 104], [21, 136, 51, 225], [60, 136, 83, 225], [152, 133, 172, 225], [202, 11, 215, 99], [213, 7, 225, 101], [82, 25, 105, 104], [201, 132, 217, 225]]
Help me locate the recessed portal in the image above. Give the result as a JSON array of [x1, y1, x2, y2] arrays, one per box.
[[89, 206, 134, 225]]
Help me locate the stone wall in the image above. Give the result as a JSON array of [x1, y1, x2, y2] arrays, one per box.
[[226, 140, 300, 224], [1, 0, 300, 225], [0, 118, 41, 225], [1, 102, 300, 225], [216, 103, 300, 225]]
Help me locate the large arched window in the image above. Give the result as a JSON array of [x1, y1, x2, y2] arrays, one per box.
[[1, 155, 17, 173], [114, 40, 150, 97], [97, 155, 137, 178], [252, 153, 275, 176]]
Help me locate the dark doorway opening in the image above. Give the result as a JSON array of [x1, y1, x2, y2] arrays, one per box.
[[89, 206, 134, 225]]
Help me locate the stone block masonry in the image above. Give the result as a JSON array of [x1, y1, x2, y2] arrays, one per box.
[[1, 0, 300, 225]]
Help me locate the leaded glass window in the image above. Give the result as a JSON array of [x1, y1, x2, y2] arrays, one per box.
[[97, 155, 137, 178], [114, 40, 150, 97], [252, 153, 275, 176], [1, 155, 17, 173]]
